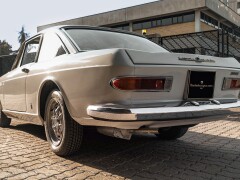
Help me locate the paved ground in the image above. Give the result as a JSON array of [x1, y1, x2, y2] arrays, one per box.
[[0, 116, 240, 180]]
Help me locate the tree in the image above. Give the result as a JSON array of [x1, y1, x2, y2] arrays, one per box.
[[0, 40, 12, 56], [18, 26, 29, 45]]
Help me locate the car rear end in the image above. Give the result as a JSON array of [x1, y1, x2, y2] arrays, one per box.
[[87, 50, 240, 132], [62, 26, 240, 138]]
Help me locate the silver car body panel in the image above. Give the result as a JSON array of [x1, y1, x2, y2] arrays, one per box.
[[0, 26, 240, 130]]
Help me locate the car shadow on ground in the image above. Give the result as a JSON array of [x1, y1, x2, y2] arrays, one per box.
[[7, 119, 240, 179], [8, 123, 46, 140], [69, 131, 240, 179]]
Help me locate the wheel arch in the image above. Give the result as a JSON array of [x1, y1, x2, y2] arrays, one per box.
[[38, 78, 71, 121]]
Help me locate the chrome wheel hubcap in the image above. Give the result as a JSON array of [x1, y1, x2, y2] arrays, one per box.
[[47, 98, 65, 146]]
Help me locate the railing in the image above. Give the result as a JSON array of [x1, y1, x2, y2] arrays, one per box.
[[147, 30, 240, 61]]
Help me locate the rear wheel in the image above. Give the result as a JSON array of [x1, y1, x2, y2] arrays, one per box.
[[44, 90, 83, 156], [155, 126, 189, 140], [0, 111, 11, 127]]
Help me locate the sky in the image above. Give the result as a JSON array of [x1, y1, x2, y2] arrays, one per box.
[[0, 0, 157, 50]]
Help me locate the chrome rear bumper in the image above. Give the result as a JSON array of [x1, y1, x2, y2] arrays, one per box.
[[82, 101, 240, 129]]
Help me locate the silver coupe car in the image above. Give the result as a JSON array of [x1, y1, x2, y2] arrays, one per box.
[[0, 26, 240, 156]]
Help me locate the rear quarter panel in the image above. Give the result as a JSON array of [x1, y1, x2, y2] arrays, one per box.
[[26, 49, 134, 121]]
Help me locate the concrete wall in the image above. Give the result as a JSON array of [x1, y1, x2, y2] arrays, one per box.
[[37, 0, 206, 32], [0, 55, 16, 76], [220, 0, 238, 12], [124, 0, 205, 22], [206, 0, 240, 26]]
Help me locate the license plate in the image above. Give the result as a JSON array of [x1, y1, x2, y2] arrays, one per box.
[[186, 71, 215, 99]]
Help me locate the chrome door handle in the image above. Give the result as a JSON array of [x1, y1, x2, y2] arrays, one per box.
[[22, 68, 30, 73]]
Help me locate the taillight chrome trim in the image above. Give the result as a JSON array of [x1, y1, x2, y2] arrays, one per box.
[[222, 77, 240, 90], [110, 76, 173, 92]]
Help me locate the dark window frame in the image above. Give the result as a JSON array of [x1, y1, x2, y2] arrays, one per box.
[[173, 17, 178, 24], [237, 2, 240, 9], [111, 24, 130, 31], [162, 17, 173, 26], [142, 21, 152, 29], [132, 12, 195, 31], [20, 35, 43, 67], [200, 12, 218, 28], [183, 13, 195, 23]]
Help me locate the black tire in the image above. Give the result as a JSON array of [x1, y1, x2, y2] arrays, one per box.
[[155, 126, 189, 140], [44, 90, 83, 156], [0, 111, 11, 127]]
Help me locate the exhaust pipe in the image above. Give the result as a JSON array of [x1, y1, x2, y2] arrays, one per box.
[[97, 127, 133, 140], [97, 127, 159, 140]]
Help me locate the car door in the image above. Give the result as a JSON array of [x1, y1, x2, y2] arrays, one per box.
[[25, 32, 67, 114], [3, 36, 41, 112]]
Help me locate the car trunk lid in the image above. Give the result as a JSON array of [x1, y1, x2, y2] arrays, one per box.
[[126, 50, 240, 69]]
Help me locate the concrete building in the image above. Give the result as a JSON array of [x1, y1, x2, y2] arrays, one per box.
[[38, 0, 240, 37]]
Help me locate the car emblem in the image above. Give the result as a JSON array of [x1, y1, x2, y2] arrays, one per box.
[[230, 72, 239, 76], [178, 57, 215, 63], [200, 81, 204, 89]]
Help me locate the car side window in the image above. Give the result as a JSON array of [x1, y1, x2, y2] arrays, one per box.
[[21, 37, 41, 66], [11, 43, 25, 70], [37, 33, 67, 63]]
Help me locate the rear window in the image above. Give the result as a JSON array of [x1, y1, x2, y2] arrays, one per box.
[[65, 28, 168, 53]]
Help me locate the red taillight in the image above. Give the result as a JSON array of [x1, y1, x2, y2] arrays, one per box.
[[111, 77, 173, 91], [223, 78, 240, 90]]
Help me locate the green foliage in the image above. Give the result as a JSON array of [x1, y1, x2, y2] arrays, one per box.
[[18, 26, 30, 45], [0, 40, 12, 56]]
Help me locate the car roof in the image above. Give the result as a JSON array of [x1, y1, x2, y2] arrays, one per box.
[[39, 25, 145, 38]]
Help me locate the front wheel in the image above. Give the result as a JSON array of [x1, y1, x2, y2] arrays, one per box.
[[155, 126, 189, 140], [0, 111, 11, 127], [44, 90, 83, 156]]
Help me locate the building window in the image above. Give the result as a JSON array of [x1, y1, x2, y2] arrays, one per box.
[[183, 14, 195, 22], [152, 20, 157, 27], [133, 23, 142, 30], [220, 23, 232, 33], [111, 24, 130, 31], [173, 17, 178, 24], [142, 21, 152, 29], [200, 12, 218, 28], [131, 12, 195, 31], [238, 2, 240, 9], [157, 20, 162, 26], [178, 16, 183, 23], [162, 17, 172, 26], [122, 26, 130, 31]]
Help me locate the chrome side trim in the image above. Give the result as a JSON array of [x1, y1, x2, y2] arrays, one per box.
[[3, 110, 43, 125]]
